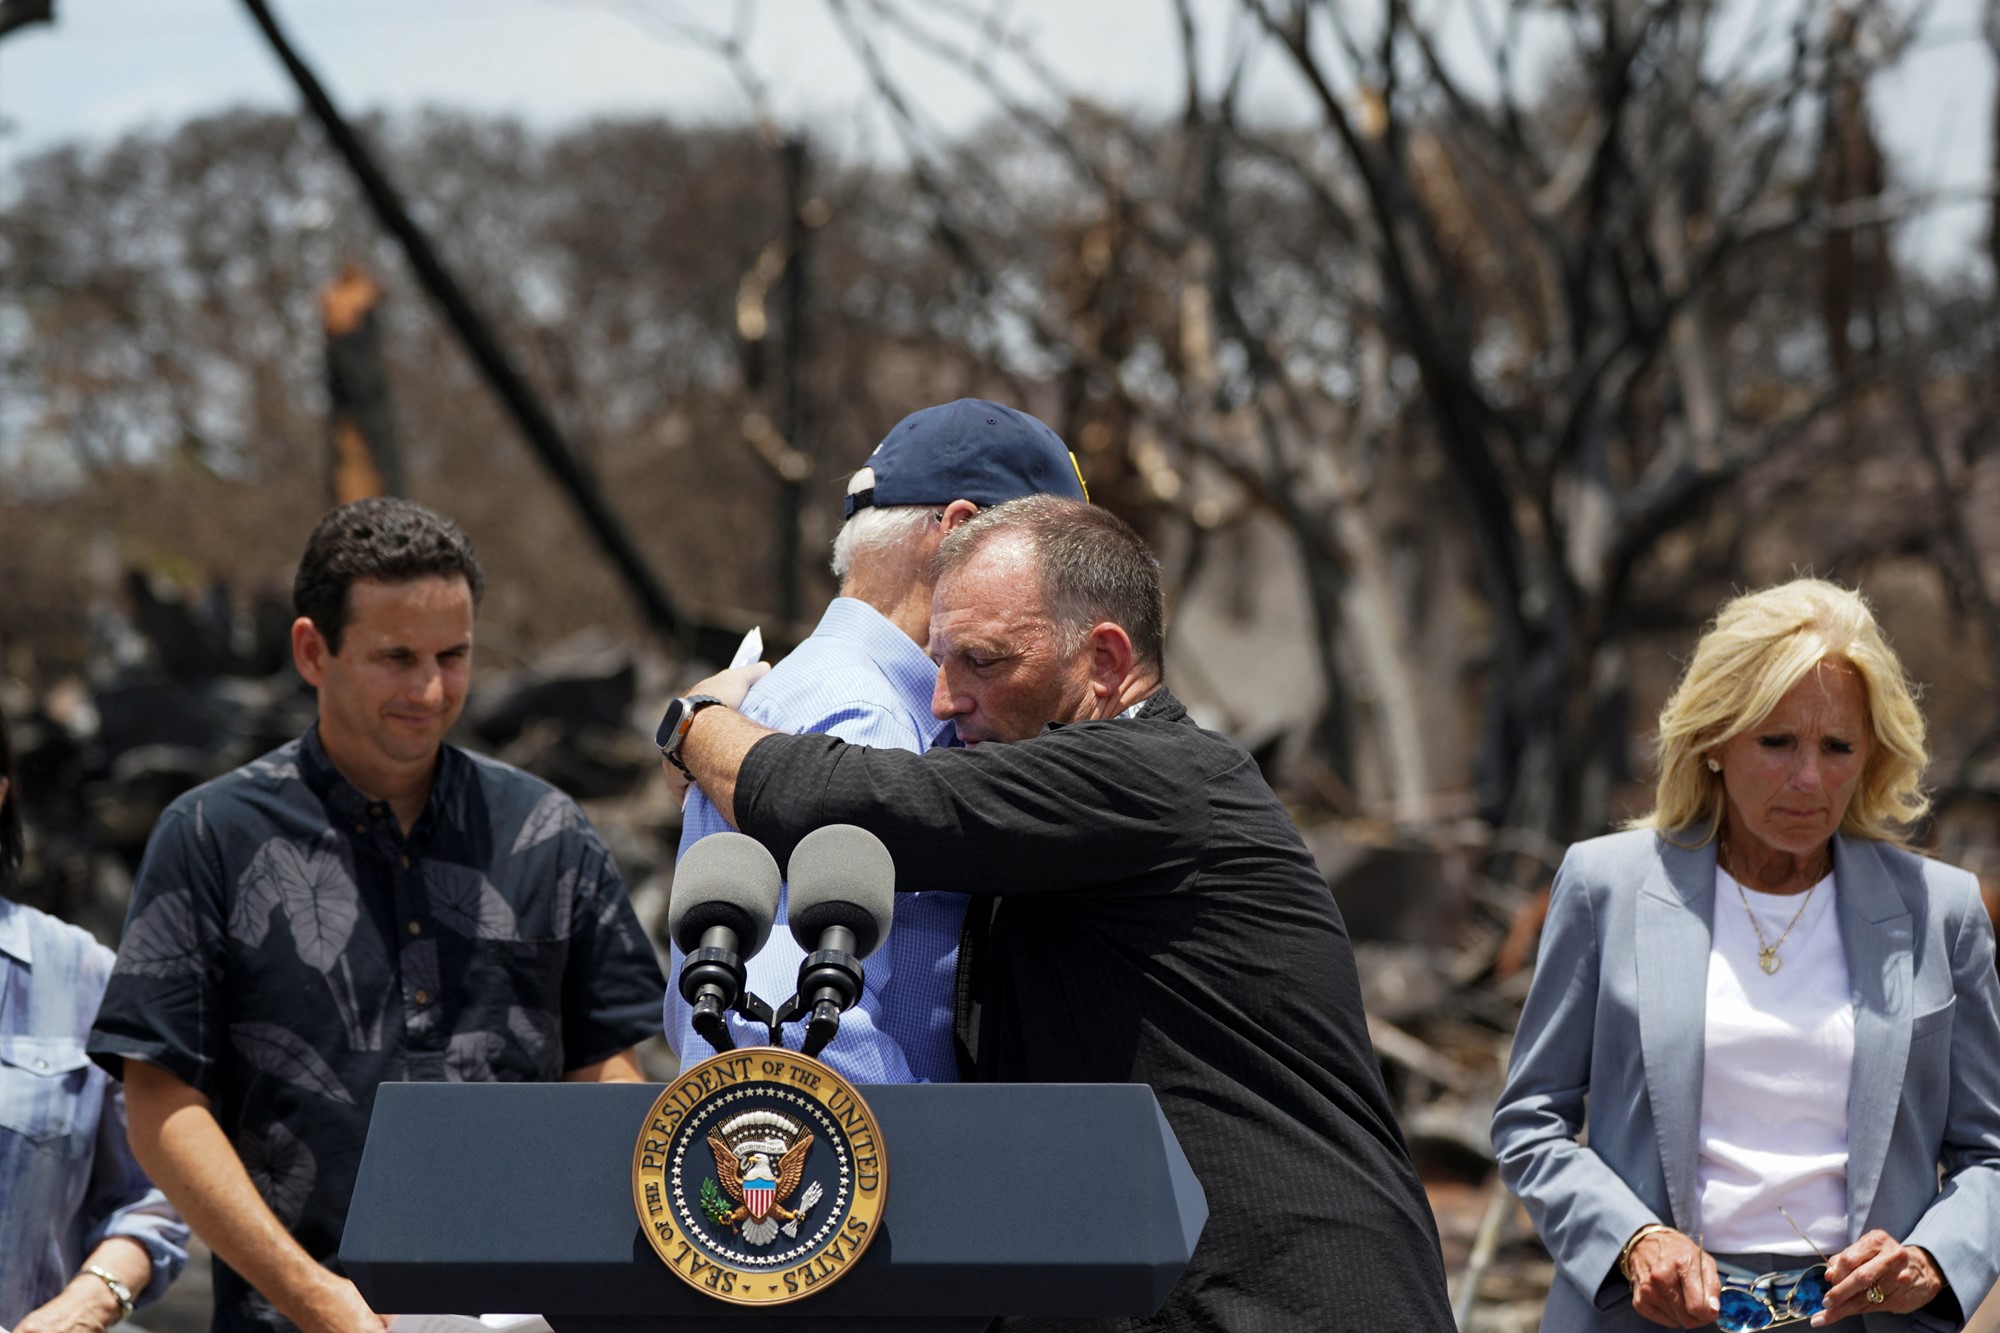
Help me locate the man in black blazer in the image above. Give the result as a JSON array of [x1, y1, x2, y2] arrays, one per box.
[[663, 496, 1452, 1331]]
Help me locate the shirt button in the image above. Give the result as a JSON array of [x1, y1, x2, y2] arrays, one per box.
[[408, 920, 422, 936], [34, 1059, 47, 1070], [354, 823, 366, 834], [414, 989, 431, 1005], [400, 855, 411, 869]]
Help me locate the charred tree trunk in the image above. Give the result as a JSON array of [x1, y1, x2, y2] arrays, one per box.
[[322, 263, 401, 503], [775, 135, 814, 624], [241, 0, 749, 661], [0, 0, 52, 41]]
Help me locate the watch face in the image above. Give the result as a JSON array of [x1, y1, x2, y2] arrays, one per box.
[[655, 698, 684, 750]]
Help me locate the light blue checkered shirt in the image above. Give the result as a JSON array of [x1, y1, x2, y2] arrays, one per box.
[[665, 598, 967, 1083]]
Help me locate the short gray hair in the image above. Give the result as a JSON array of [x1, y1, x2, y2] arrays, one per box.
[[830, 503, 934, 580], [933, 496, 1165, 670]]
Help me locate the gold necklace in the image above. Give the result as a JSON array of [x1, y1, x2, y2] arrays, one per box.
[[1720, 840, 1831, 976]]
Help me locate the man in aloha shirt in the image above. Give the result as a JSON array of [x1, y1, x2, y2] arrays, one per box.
[[89, 499, 665, 1333]]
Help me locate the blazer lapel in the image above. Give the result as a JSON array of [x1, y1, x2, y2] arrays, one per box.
[[1636, 834, 1717, 1233], [1836, 835, 1913, 1240]]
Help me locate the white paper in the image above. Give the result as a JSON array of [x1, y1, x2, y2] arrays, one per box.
[[388, 1316, 550, 1333], [729, 625, 764, 670]]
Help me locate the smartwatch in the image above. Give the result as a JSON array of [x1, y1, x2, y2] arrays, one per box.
[[656, 694, 727, 777]]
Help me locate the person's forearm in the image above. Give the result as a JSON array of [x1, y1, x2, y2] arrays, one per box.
[[565, 1048, 645, 1082], [12, 1237, 150, 1333], [123, 1062, 379, 1333], [680, 707, 779, 827], [78, 1236, 150, 1310]]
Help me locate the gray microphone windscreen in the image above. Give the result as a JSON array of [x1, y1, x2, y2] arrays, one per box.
[[787, 824, 895, 959], [668, 832, 782, 956]]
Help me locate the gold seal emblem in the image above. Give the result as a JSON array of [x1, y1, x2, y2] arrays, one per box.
[[631, 1048, 887, 1305]]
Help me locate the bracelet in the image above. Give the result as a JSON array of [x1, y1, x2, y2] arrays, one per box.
[[84, 1267, 134, 1321], [1617, 1224, 1672, 1283]]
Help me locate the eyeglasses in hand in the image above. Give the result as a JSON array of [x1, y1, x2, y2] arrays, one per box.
[[1715, 1264, 1831, 1331], [1712, 1207, 1834, 1333]]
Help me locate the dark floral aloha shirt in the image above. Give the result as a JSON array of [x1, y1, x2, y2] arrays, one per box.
[[89, 726, 666, 1333]]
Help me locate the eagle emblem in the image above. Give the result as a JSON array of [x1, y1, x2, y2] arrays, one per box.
[[702, 1110, 822, 1246], [633, 1049, 888, 1305]]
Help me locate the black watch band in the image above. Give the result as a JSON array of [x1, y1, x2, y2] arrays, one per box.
[[657, 693, 727, 777]]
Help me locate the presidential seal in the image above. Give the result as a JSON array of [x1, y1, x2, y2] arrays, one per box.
[[631, 1048, 887, 1305]]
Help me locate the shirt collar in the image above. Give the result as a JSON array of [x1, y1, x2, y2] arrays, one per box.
[[298, 723, 464, 834], [0, 898, 31, 966]]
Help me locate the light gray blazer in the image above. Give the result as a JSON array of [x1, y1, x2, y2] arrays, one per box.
[[1493, 829, 2000, 1332]]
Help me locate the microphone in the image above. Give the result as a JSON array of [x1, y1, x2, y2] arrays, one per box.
[[776, 825, 896, 1058], [667, 832, 782, 1054]]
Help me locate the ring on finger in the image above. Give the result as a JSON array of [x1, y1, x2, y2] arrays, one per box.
[[1866, 1284, 1886, 1305]]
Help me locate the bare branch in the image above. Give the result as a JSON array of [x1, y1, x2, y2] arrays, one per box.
[[600, 0, 781, 134]]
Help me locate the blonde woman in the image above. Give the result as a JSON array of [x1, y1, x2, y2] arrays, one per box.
[[1493, 579, 2000, 1331]]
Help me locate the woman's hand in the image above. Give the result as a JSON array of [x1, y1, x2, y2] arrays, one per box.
[[1625, 1227, 1720, 1328], [16, 1240, 153, 1333], [13, 1275, 124, 1333], [1814, 1231, 1943, 1325]]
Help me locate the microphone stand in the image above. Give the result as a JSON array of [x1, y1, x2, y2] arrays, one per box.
[[770, 924, 864, 1058], [681, 924, 777, 1054]]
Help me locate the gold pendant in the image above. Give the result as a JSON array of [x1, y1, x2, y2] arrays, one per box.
[[1758, 946, 1781, 975]]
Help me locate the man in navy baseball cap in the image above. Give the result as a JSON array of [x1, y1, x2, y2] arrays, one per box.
[[843, 398, 1088, 518], [662, 398, 1086, 1087]]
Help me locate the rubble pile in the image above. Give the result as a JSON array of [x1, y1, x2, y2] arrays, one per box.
[[1311, 824, 1557, 1328]]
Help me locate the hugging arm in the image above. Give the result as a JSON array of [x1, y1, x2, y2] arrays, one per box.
[[728, 726, 1206, 897]]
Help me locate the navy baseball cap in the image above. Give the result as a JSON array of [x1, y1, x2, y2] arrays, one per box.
[[842, 398, 1088, 519]]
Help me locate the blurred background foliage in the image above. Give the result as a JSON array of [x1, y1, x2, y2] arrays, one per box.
[[6, 2, 1998, 854]]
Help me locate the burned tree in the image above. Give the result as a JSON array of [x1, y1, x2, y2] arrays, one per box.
[[821, 0, 1988, 849]]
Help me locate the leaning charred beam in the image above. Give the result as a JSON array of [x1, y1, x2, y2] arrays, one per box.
[[240, 0, 748, 663]]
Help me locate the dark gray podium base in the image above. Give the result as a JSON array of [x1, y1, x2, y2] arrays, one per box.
[[342, 1081, 1204, 1331]]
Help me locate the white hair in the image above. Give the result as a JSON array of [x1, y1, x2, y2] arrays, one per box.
[[829, 467, 936, 579], [830, 504, 934, 579]]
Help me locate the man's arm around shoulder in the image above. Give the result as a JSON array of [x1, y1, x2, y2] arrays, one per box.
[[122, 1061, 385, 1333]]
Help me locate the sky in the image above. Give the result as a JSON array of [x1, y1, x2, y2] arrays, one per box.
[[0, 0, 1258, 151], [0, 0, 1993, 271]]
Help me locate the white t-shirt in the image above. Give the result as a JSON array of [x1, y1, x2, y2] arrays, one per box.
[[1695, 867, 1853, 1255]]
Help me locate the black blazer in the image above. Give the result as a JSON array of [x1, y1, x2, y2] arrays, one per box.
[[735, 689, 1453, 1332]]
